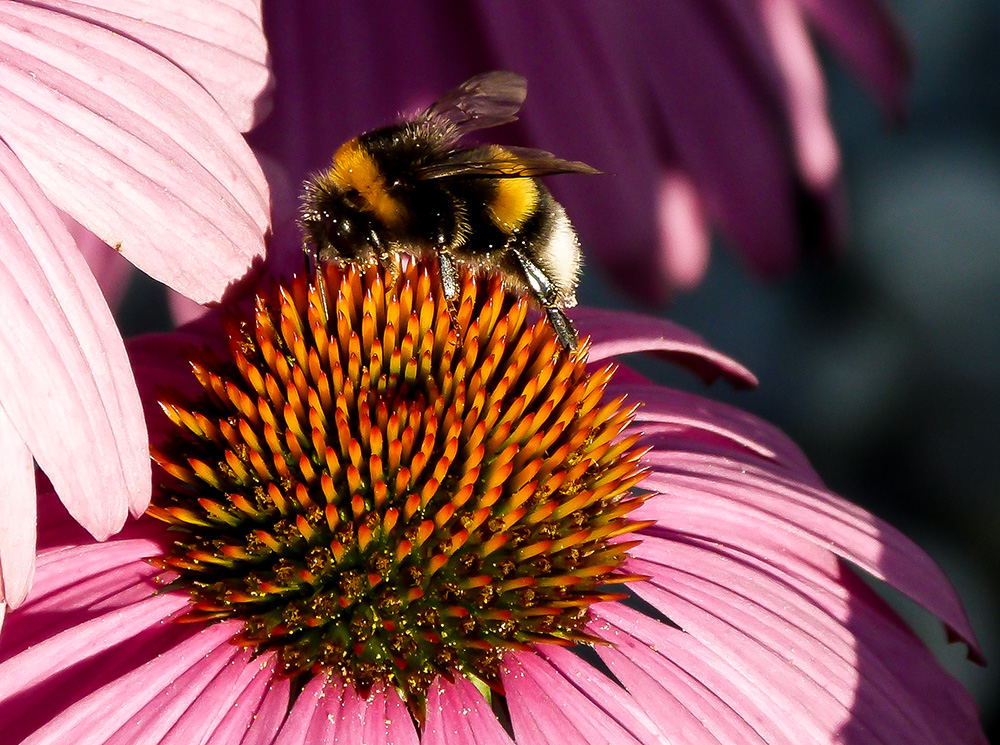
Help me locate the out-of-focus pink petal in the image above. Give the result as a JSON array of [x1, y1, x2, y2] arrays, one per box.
[[0, 406, 34, 608], [800, 0, 911, 120], [0, 139, 150, 535], [574, 306, 758, 388], [635, 3, 799, 276], [637, 449, 982, 657], [26, 0, 272, 131], [0, 3, 270, 304], [422, 676, 515, 745], [761, 0, 840, 192], [167, 286, 212, 327], [656, 170, 711, 290]]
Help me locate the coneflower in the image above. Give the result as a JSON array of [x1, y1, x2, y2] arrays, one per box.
[[0, 260, 986, 744]]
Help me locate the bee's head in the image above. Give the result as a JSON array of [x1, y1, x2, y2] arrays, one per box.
[[300, 176, 381, 265]]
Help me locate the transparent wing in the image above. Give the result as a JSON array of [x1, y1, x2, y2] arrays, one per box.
[[422, 71, 527, 134], [415, 146, 600, 181]]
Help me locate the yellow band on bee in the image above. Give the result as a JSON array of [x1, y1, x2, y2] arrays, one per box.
[[487, 148, 538, 233], [331, 140, 407, 228]]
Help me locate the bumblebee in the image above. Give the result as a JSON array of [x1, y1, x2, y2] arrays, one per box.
[[299, 71, 598, 351]]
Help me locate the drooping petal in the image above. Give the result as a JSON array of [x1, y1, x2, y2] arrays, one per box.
[[0, 2, 271, 303], [575, 306, 758, 388], [0, 536, 164, 655], [0, 592, 188, 703], [0, 139, 150, 536], [655, 169, 711, 290], [26, 0, 273, 130], [611, 383, 817, 475], [0, 405, 34, 608]]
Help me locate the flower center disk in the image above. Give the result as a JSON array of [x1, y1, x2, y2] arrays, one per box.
[[149, 259, 647, 709]]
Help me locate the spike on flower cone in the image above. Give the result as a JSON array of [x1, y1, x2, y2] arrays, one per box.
[[149, 259, 647, 713]]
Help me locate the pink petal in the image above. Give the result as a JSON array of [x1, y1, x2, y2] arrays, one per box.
[[800, 0, 911, 120], [19, 622, 241, 745], [592, 614, 768, 745], [0, 139, 150, 536], [0, 591, 188, 702], [614, 531, 987, 744], [338, 682, 419, 745], [594, 603, 808, 744], [631, 3, 799, 276], [501, 651, 650, 745], [2, 536, 163, 655], [422, 676, 515, 745], [611, 383, 816, 475], [761, 0, 840, 192], [226, 674, 291, 745], [574, 306, 758, 388], [637, 451, 982, 656], [656, 169, 711, 290], [0, 3, 270, 304], [0, 405, 35, 607], [116, 650, 275, 745], [271, 674, 335, 745], [28, 0, 273, 131]]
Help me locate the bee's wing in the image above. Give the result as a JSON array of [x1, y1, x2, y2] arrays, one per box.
[[415, 146, 600, 181], [422, 71, 527, 133]]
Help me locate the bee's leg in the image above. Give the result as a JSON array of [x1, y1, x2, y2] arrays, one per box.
[[437, 252, 463, 338], [304, 241, 331, 325], [438, 251, 461, 301], [510, 248, 578, 352], [367, 230, 400, 288], [380, 252, 401, 288]]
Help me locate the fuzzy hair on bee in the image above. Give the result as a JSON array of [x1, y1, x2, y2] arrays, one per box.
[[299, 71, 598, 351]]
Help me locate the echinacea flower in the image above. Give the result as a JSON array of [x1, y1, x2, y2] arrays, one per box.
[[0, 260, 986, 744], [0, 3, 271, 613], [250, 1, 909, 298]]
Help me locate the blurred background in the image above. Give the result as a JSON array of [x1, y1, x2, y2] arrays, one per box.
[[114, 0, 999, 737], [571, 0, 1000, 736]]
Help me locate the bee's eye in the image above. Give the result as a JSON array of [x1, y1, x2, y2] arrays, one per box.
[[334, 218, 356, 240]]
